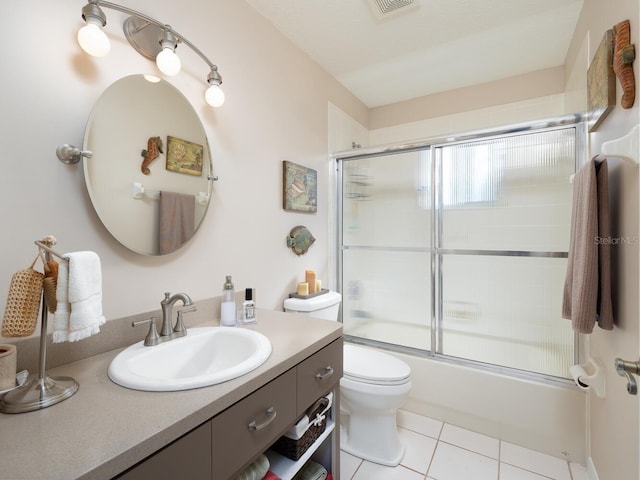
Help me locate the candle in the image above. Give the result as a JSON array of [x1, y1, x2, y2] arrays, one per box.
[[315, 279, 322, 292], [297, 282, 309, 296], [305, 270, 317, 294]]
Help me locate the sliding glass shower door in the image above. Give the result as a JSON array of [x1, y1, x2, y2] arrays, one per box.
[[337, 120, 583, 379], [341, 149, 432, 351]]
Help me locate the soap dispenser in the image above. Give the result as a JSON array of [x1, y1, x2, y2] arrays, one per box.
[[220, 275, 236, 326]]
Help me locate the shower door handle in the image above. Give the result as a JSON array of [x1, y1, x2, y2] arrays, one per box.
[[614, 357, 640, 395]]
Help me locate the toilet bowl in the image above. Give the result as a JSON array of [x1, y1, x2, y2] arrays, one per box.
[[283, 291, 411, 466]]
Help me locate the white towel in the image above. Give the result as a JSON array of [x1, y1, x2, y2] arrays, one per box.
[[53, 251, 106, 343]]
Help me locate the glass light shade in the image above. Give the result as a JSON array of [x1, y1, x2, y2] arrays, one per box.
[[77, 22, 110, 57], [205, 84, 225, 107], [156, 47, 181, 76]]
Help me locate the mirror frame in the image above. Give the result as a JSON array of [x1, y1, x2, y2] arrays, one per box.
[[83, 75, 213, 255]]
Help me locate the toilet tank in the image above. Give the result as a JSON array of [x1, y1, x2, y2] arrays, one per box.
[[283, 291, 342, 321]]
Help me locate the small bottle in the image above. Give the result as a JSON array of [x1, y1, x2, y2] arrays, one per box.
[[242, 288, 257, 324], [220, 275, 236, 326]]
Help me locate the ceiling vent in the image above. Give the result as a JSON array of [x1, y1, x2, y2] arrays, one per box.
[[367, 0, 418, 19]]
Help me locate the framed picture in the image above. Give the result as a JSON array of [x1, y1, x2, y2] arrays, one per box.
[[166, 136, 204, 176], [587, 29, 616, 132], [283, 161, 317, 213]]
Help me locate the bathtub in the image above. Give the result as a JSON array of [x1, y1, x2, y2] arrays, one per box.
[[388, 348, 587, 464]]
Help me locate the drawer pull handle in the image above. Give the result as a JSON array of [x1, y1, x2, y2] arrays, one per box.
[[315, 366, 334, 381], [248, 407, 277, 431]]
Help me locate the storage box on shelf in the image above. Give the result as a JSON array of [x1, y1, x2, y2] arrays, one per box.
[[271, 393, 332, 461]]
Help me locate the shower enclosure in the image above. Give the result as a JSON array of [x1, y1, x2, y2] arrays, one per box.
[[335, 117, 585, 380]]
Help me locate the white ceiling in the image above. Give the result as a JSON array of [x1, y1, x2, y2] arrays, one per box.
[[243, 0, 584, 108]]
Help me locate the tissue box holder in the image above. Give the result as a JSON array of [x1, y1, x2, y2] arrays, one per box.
[[272, 395, 330, 460]]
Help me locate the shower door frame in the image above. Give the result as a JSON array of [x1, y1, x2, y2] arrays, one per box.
[[333, 114, 587, 385]]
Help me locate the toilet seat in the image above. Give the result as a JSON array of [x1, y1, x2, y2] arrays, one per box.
[[343, 344, 411, 386]]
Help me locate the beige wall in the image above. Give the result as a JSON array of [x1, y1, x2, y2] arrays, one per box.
[[573, 2, 640, 480], [0, 0, 367, 334], [369, 66, 566, 130]]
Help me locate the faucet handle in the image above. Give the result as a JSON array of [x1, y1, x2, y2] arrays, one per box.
[[132, 317, 160, 346], [174, 306, 197, 336]]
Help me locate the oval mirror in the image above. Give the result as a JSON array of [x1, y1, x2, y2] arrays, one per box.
[[83, 75, 213, 256]]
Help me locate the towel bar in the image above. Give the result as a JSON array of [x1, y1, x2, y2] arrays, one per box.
[[0, 238, 79, 413]]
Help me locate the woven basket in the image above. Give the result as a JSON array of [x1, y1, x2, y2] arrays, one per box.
[[271, 396, 330, 461], [1, 257, 43, 337]]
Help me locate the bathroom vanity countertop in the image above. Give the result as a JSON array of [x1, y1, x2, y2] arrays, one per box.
[[0, 309, 342, 480]]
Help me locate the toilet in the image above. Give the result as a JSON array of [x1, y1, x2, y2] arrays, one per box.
[[283, 291, 411, 466]]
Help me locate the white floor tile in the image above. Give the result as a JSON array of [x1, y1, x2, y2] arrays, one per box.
[[428, 442, 498, 480], [340, 451, 363, 480], [352, 460, 425, 480], [341, 411, 587, 480], [397, 409, 443, 439], [501, 442, 571, 480], [398, 427, 438, 474], [440, 423, 500, 459], [500, 463, 553, 480]]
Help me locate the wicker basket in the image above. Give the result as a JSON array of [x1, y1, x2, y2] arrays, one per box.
[[2, 256, 44, 337], [271, 395, 331, 461]]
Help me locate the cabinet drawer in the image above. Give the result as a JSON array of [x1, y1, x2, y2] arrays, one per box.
[[297, 338, 343, 414], [211, 368, 296, 479], [116, 421, 212, 480]]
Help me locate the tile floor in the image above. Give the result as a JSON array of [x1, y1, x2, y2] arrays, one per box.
[[340, 410, 589, 480]]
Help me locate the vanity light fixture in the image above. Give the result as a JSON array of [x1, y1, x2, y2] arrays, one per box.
[[77, 0, 225, 106], [155, 28, 181, 76], [77, 3, 110, 57]]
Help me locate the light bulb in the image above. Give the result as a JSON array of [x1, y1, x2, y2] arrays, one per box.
[[156, 47, 181, 76], [77, 21, 110, 57], [205, 84, 225, 107]]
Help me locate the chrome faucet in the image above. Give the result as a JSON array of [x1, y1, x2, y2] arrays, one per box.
[[160, 292, 195, 339], [132, 292, 197, 346]]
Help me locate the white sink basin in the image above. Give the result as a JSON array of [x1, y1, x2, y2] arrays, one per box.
[[108, 327, 272, 391]]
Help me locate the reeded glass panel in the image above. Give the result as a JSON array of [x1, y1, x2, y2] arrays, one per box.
[[342, 248, 431, 350], [342, 150, 431, 249], [440, 255, 573, 377], [440, 128, 575, 252], [342, 150, 431, 350]]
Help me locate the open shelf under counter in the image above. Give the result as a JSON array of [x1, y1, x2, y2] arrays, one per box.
[[265, 419, 335, 480]]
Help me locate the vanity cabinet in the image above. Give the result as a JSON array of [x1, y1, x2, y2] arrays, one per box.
[[115, 421, 212, 480], [296, 337, 343, 413], [211, 368, 297, 479], [115, 337, 342, 480]]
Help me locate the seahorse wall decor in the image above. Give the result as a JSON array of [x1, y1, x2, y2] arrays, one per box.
[[613, 19, 636, 109], [140, 136, 163, 175]]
